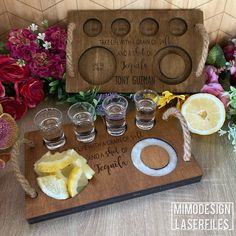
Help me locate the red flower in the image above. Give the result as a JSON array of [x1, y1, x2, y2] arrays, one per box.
[[0, 81, 5, 97], [0, 97, 27, 120], [223, 44, 235, 61], [0, 55, 28, 83], [20, 78, 44, 108]]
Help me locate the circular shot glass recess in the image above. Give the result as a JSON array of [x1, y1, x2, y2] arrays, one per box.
[[131, 138, 177, 177]]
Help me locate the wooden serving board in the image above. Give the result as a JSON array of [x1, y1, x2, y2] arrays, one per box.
[[24, 111, 202, 224], [66, 10, 204, 93]]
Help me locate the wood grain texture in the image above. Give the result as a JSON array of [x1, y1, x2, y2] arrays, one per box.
[[24, 110, 202, 223], [0, 0, 236, 45], [66, 9, 204, 93], [0, 101, 235, 235]]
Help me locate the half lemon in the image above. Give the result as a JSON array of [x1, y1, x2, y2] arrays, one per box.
[[181, 93, 226, 135]]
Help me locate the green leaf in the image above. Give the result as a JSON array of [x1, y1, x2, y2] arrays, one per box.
[[206, 44, 226, 67], [49, 86, 57, 94], [57, 87, 64, 100], [45, 77, 54, 82], [42, 19, 49, 28], [219, 71, 231, 91], [66, 96, 78, 104], [79, 91, 85, 97], [49, 80, 60, 86], [0, 41, 9, 54], [93, 98, 98, 106]]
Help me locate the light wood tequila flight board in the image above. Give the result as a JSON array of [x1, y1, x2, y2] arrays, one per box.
[[66, 10, 205, 93], [24, 111, 202, 223]]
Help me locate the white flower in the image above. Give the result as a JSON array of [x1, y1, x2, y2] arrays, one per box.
[[218, 129, 227, 136], [37, 32, 45, 41], [29, 23, 38, 32], [16, 59, 25, 67], [43, 41, 51, 50], [231, 38, 236, 45]]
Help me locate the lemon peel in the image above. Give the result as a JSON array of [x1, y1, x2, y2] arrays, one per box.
[[68, 167, 88, 197]]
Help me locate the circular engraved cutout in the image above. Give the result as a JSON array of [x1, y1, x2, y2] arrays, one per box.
[[131, 138, 177, 177], [83, 18, 102, 37], [169, 18, 187, 36], [78, 47, 117, 85], [141, 145, 170, 170], [153, 46, 192, 85], [111, 18, 130, 36], [140, 18, 159, 36]]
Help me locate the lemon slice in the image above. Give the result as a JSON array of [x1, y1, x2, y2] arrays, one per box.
[[81, 164, 95, 179], [37, 175, 69, 200], [36, 151, 76, 173], [68, 167, 88, 197], [67, 149, 87, 167], [34, 151, 54, 176], [181, 93, 225, 135]]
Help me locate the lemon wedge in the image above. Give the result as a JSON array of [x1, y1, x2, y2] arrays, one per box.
[[35, 149, 95, 199], [181, 93, 225, 135], [67, 149, 87, 167], [37, 175, 69, 200], [34, 151, 54, 176], [67, 167, 88, 197], [36, 151, 76, 173], [81, 164, 95, 179]]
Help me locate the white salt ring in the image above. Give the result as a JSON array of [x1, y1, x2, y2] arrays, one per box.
[[131, 138, 177, 176]]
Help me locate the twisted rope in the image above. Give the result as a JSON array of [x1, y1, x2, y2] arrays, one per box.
[[162, 108, 191, 161], [10, 139, 37, 198], [195, 24, 209, 77], [66, 22, 76, 78]]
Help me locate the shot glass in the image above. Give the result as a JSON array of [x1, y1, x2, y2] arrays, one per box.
[[102, 95, 128, 136], [134, 89, 159, 130], [68, 102, 96, 143], [34, 108, 66, 150]]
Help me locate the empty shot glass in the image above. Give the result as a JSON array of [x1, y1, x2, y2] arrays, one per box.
[[34, 108, 66, 150], [134, 89, 159, 130], [68, 102, 96, 143], [102, 95, 128, 136]]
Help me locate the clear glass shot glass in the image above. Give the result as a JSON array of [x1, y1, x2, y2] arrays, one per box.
[[34, 108, 66, 150], [68, 102, 96, 143], [134, 89, 159, 130], [102, 95, 128, 136]]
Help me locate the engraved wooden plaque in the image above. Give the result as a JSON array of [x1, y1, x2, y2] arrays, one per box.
[[66, 10, 204, 93], [24, 111, 202, 223]]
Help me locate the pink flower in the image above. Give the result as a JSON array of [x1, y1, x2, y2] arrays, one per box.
[[6, 29, 38, 62], [230, 65, 236, 75], [223, 44, 235, 61], [201, 66, 229, 108], [20, 77, 44, 108], [44, 26, 66, 52], [204, 65, 219, 83], [201, 83, 224, 97]]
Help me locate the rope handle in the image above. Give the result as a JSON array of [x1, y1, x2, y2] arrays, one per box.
[[162, 107, 191, 162], [195, 23, 209, 77], [10, 139, 37, 198], [66, 22, 76, 78]]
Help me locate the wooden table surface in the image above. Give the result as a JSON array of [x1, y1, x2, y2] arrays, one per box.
[[0, 101, 235, 236]]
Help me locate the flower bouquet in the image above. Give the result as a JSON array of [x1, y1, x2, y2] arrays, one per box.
[[202, 40, 236, 151], [0, 21, 99, 121]]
